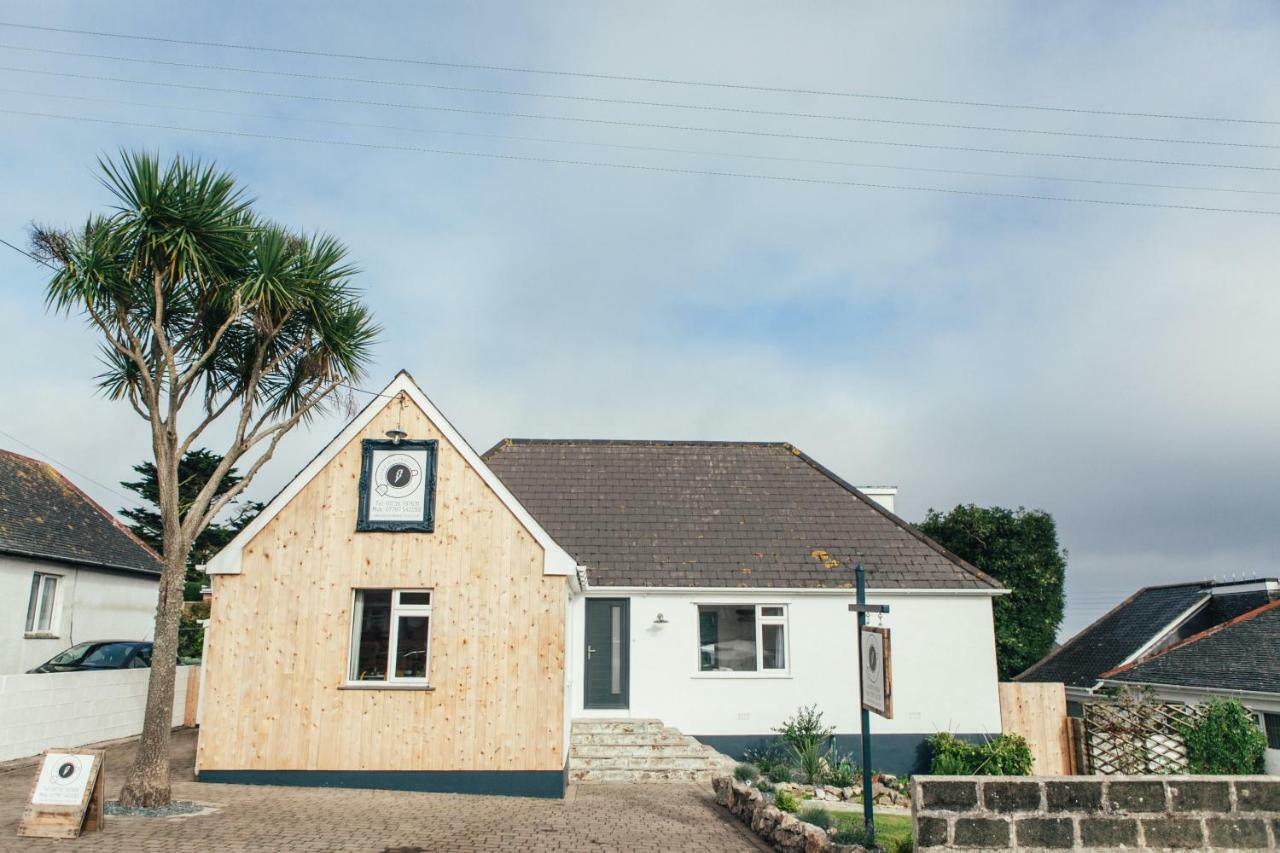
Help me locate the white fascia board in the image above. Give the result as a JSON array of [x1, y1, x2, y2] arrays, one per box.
[[578, 585, 1007, 596], [205, 371, 576, 577], [1115, 594, 1209, 668], [1098, 679, 1280, 704]]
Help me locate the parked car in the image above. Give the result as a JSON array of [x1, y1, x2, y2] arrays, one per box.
[[27, 641, 169, 673]]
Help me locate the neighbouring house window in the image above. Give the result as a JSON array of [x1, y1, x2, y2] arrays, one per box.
[[698, 604, 788, 673], [25, 573, 60, 635], [1265, 713, 1280, 751], [348, 589, 432, 683]]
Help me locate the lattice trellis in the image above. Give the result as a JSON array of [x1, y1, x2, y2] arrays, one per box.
[[1082, 691, 1203, 775]]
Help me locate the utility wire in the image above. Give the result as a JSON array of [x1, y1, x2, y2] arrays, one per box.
[[2, 43, 1276, 151], [4, 65, 1278, 173], [0, 426, 137, 504], [6, 86, 1275, 198], [5, 107, 1280, 216], [0, 235, 54, 269], [1, 19, 1276, 127]]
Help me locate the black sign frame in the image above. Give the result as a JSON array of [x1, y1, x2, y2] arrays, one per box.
[[356, 438, 438, 532]]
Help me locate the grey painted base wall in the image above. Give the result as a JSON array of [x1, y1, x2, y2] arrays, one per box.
[[197, 766, 567, 799], [693, 733, 995, 775]]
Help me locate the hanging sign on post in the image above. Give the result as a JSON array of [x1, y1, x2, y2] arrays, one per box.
[[17, 748, 105, 839], [860, 625, 893, 719]]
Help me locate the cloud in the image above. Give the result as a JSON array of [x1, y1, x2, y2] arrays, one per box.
[[1, 1, 1277, 640]]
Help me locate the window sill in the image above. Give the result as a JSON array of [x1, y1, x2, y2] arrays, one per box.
[[24, 632, 59, 640], [692, 672, 792, 680], [339, 682, 435, 691]]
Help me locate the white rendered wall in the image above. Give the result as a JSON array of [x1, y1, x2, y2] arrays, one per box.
[[0, 665, 194, 761], [570, 589, 1002, 736], [0, 554, 159, 674]]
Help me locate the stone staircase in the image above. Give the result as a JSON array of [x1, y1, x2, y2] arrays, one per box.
[[569, 718, 738, 784]]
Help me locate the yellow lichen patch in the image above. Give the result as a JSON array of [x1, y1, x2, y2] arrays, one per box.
[[810, 548, 840, 569]]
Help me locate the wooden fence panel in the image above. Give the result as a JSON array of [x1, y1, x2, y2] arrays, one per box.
[[999, 682, 1073, 775]]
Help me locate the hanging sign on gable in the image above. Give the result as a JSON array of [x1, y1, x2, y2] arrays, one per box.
[[357, 438, 438, 532]]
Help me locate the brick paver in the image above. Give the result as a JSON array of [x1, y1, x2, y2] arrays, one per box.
[[0, 729, 766, 852]]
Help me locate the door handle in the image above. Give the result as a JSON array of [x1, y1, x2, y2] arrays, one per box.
[[587, 645, 596, 659]]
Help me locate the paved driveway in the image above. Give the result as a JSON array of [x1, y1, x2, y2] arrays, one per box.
[[0, 729, 766, 852]]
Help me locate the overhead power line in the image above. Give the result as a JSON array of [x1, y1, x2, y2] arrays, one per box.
[[5, 87, 1276, 198], [5, 65, 1278, 174], [4, 107, 1279, 216], [0, 19, 1276, 126], [2, 43, 1276, 151], [0, 426, 136, 504]]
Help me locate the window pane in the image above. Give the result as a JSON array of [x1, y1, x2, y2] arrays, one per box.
[[1266, 714, 1280, 751], [351, 590, 392, 681], [762, 623, 786, 670], [398, 591, 431, 607], [394, 615, 429, 679], [698, 605, 757, 671], [37, 576, 57, 632], [25, 575, 40, 631], [761, 606, 784, 618]]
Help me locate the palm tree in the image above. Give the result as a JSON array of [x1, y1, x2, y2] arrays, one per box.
[[31, 150, 378, 807]]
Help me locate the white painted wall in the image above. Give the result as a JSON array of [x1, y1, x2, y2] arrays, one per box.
[[570, 589, 1002, 736], [0, 554, 159, 674], [0, 665, 194, 761]]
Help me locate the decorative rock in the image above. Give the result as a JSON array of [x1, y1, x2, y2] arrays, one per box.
[[801, 822, 832, 853], [840, 786, 856, 801]]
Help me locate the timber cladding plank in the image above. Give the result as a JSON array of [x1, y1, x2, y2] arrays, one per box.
[[998, 681, 1072, 775], [196, 395, 567, 774]]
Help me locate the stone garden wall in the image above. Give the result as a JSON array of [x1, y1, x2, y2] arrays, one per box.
[[713, 777, 868, 853], [912, 775, 1280, 850]]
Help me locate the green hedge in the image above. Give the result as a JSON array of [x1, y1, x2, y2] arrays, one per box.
[[927, 732, 1034, 775]]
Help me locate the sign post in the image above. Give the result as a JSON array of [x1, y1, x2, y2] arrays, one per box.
[[17, 748, 105, 839], [849, 564, 890, 846]]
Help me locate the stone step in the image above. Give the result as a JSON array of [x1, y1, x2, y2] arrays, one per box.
[[569, 755, 722, 771], [570, 719, 665, 735], [569, 767, 721, 784], [570, 743, 714, 759], [570, 727, 696, 742]]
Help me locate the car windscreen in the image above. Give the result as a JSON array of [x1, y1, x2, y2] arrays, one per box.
[[47, 642, 141, 668]]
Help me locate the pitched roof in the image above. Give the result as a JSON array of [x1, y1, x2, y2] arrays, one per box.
[[1016, 579, 1280, 688], [1016, 582, 1210, 687], [1103, 599, 1280, 695], [482, 439, 999, 590], [0, 449, 162, 576], [204, 371, 577, 576]]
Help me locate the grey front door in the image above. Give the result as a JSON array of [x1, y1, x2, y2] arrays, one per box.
[[584, 598, 629, 709]]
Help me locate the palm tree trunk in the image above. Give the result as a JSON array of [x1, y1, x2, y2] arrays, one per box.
[[118, 544, 186, 807]]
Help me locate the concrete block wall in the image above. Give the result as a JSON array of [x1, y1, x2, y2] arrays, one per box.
[[912, 776, 1280, 850], [0, 666, 195, 761]]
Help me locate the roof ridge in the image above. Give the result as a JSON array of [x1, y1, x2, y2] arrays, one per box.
[[488, 438, 792, 449], [782, 443, 1003, 590], [1100, 596, 1280, 679]]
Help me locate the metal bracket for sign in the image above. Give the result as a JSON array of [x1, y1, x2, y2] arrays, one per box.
[[848, 604, 890, 614]]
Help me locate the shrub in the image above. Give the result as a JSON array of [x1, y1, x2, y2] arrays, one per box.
[[773, 788, 799, 812], [791, 739, 827, 785], [927, 732, 1033, 775], [824, 750, 857, 787], [831, 825, 870, 846], [775, 704, 835, 754], [178, 612, 205, 660], [755, 779, 775, 793], [734, 763, 760, 783], [885, 835, 915, 853], [766, 764, 793, 784], [797, 805, 833, 830], [743, 738, 793, 774], [1181, 699, 1266, 774]]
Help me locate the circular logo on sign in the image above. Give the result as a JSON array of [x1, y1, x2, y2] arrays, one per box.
[[374, 453, 422, 498], [868, 645, 879, 674], [49, 758, 83, 787]]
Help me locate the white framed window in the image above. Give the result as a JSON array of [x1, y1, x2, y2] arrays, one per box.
[[347, 589, 432, 684], [697, 603, 789, 674], [25, 572, 61, 636]]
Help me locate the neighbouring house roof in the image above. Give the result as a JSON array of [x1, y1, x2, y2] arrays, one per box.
[[0, 449, 162, 577], [1103, 599, 1280, 696], [482, 439, 1000, 590], [1016, 578, 1279, 688]]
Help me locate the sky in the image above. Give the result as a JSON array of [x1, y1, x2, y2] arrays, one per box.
[[0, 2, 1277, 639]]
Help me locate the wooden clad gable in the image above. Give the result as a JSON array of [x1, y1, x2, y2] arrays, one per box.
[[196, 391, 567, 774]]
